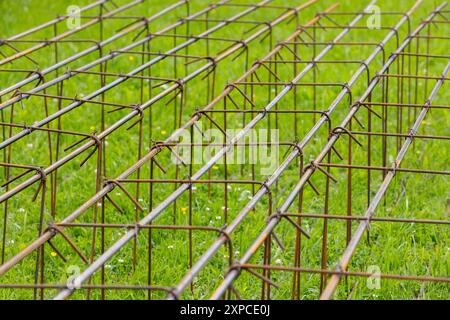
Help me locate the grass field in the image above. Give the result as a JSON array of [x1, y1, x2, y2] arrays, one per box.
[[0, 0, 448, 300]]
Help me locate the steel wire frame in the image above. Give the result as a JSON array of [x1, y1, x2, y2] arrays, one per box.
[[0, 0, 276, 148], [0, 0, 318, 112], [0, 0, 155, 67], [0, 0, 221, 270], [0, 0, 316, 241], [0, 0, 314, 203], [57, 0, 444, 300], [172, 0, 422, 299], [212, 2, 450, 300], [0, 0, 189, 98], [0, 0, 309, 204], [35, 0, 396, 300], [0, 0, 321, 299], [0, 2, 339, 299], [0, 0, 120, 67], [0, 0, 214, 240], [54, 0, 439, 300], [47, 2, 358, 299], [1, 1, 447, 301]]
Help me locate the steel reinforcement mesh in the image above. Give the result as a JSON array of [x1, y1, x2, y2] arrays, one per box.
[[0, 0, 448, 300]]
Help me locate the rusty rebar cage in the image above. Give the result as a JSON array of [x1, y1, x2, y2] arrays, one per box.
[[0, 0, 448, 300]]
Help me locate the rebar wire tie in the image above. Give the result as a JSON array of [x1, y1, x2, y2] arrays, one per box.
[[217, 225, 234, 268], [251, 60, 282, 82], [200, 57, 217, 81], [258, 22, 273, 44], [105, 179, 145, 212], [307, 161, 338, 184], [359, 102, 382, 119], [407, 128, 418, 142], [76, 133, 102, 168], [31, 167, 47, 202], [231, 40, 249, 61], [47, 239, 68, 263], [196, 110, 229, 139], [331, 126, 363, 147], [300, 164, 321, 195], [166, 287, 180, 300], [166, 145, 188, 167], [126, 104, 144, 130], [46, 224, 89, 264], [164, 79, 184, 106], [286, 7, 300, 25], [225, 83, 256, 109], [192, 119, 207, 139], [282, 214, 311, 239], [22, 68, 46, 87], [278, 42, 302, 61]]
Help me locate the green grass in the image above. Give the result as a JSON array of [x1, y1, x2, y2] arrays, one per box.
[[0, 0, 448, 300]]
